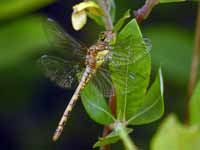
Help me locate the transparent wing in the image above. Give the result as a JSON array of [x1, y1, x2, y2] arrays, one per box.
[[108, 37, 152, 66], [111, 68, 146, 95], [92, 66, 113, 98], [38, 55, 84, 88], [91, 64, 142, 97], [43, 18, 87, 62]]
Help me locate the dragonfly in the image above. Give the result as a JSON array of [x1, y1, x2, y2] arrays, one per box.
[[38, 18, 152, 141]]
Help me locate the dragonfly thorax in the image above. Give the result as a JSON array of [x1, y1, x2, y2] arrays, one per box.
[[95, 49, 109, 68], [85, 31, 114, 69], [86, 45, 109, 69]]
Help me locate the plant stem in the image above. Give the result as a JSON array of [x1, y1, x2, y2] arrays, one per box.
[[134, 0, 159, 23], [97, 0, 113, 30], [185, 3, 200, 125], [100, 89, 116, 150], [117, 123, 137, 150], [100, 126, 111, 150]]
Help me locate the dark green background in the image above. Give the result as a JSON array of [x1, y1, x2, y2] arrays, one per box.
[[0, 0, 197, 149]]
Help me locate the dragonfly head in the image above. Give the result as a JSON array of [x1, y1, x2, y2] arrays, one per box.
[[99, 31, 115, 44]]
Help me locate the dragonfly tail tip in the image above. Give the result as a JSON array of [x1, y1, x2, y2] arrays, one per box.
[[52, 134, 59, 142]]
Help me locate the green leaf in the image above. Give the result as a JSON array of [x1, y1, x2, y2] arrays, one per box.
[[127, 68, 164, 125], [113, 9, 131, 32], [151, 114, 200, 150], [111, 19, 151, 121], [93, 128, 133, 148], [159, 0, 186, 3], [109, 0, 116, 23], [81, 82, 115, 125], [189, 81, 200, 126], [0, 15, 49, 69], [144, 25, 193, 87], [0, 0, 55, 20]]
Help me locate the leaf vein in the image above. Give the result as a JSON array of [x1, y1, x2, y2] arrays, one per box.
[[86, 99, 116, 121], [127, 96, 161, 124]]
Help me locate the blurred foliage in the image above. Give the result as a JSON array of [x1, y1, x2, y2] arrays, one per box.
[[144, 26, 193, 87], [151, 77, 200, 150], [161, 0, 200, 2], [0, 0, 55, 20], [0, 14, 50, 114], [159, 0, 186, 3], [151, 114, 200, 150], [189, 80, 200, 126], [0, 15, 49, 69]]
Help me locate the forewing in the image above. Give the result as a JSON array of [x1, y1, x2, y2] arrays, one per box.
[[38, 55, 83, 88], [43, 18, 87, 61], [109, 37, 152, 66]]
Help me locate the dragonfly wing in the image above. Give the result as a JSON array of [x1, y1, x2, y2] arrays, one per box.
[[43, 18, 87, 62], [109, 65, 146, 94], [92, 66, 113, 98], [109, 37, 152, 66], [91, 64, 144, 98], [38, 55, 83, 88]]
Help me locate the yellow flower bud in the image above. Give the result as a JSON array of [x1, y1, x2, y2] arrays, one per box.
[[71, 10, 87, 31], [73, 1, 104, 15], [71, 1, 104, 31], [87, 7, 104, 16]]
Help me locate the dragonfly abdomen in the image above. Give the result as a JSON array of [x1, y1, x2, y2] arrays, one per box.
[[52, 66, 95, 141]]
